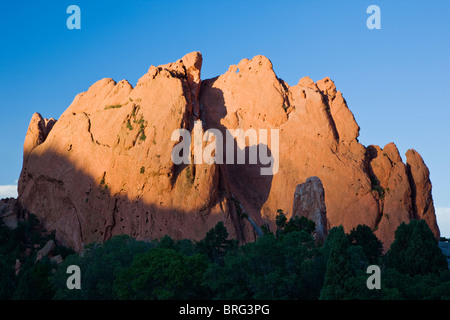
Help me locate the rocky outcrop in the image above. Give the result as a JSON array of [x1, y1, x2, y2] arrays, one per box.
[[36, 240, 55, 262], [19, 52, 242, 251], [292, 177, 328, 243], [0, 198, 22, 228], [23, 113, 56, 164], [366, 143, 414, 247], [18, 52, 440, 251], [406, 149, 439, 236]]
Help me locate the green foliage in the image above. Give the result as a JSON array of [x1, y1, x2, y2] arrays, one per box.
[[156, 235, 175, 250], [114, 248, 209, 300], [140, 166, 145, 174], [126, 120, 133, 130], [275, 209, 316, 237], [381, 268, 450, 300], [185, 166, 194, 183], [138, 121, 146, 141], [13, 258, 55, 300], [347, 224, 383, 264], [320, 226, 354, 300], [0, 215, 72, 300], [174, 239, 196, 257], [260, 224, 272, 236], [275, 209, 287, 229], [2, 212, 449, 301], [195, 222, 237, 266], [283, 216, 316, 236], [52, 235, 152, 300], [104, 104, 122, 110], [385, 220, 448, 276], [370, 176, 385, 199], [0, 255, 16, 299], [204, 231, 325, 300]]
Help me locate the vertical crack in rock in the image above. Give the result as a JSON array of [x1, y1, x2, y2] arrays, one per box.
[[104, 197, 118, 242]]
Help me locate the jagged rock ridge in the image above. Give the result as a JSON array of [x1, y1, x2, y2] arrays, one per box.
[[17, 52, 439, 251]]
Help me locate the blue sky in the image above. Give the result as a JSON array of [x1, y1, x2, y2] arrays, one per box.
[[0, 0, 449, 236]]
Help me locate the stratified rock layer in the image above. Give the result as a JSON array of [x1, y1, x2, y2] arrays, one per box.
[[18, 53, 440, 250]]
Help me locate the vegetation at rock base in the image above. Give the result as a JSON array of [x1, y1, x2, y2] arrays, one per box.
[[0, 214, 74, 300], [385, 220, 448, 276], [0, 213, 449, 300]]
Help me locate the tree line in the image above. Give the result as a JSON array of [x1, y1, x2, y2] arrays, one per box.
[[0, 210, 449, 300]]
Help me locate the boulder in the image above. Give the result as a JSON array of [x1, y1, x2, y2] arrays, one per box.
[[15, 259, 21, 276], [36, 240, 55, 262], [292, 177, 328, 243], [50, 254, 64, 265], [0, 198, 20, 229]]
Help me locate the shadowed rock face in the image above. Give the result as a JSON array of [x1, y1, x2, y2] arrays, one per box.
[[292, 177, 328, 243], [17, 52, 440, 251]]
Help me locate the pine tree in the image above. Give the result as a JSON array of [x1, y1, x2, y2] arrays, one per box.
[[386, 219, 448, 276], [320, 226, 354, 300]]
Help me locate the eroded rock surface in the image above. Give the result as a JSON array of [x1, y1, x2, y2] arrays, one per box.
[[292, 177, 328, 243], [18, 52, 440, 250]]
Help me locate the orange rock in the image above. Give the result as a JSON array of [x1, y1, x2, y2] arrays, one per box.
[[23, 113, 56, 163], [406, 149, 440, 239], [292, 177, 328, 243], [17, 53, 440, 251], [367, 143, 414, 248]]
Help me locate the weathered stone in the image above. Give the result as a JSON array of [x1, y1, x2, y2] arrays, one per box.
[[292, 177, 328, 243], [406, 149, 440, 238], [0, 198, 20, 229], [36, 240, 55, 262], [15, 259, 21, 276], [17, 53, 440, 251], [50, 254, 64, 265]]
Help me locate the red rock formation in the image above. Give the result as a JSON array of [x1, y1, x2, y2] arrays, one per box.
[[17, 53, 440, 251], [292, 177, 328, 243], [406, 149, 439, 236], [366, 143, 415, 247], [0, 198, 21, 228], [18, 52, 236, 251]]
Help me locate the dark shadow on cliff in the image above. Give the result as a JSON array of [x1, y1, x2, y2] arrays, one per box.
[[199, 79, 275, 230], [18, 147, 251, 251], [17, 85, 277, 252]]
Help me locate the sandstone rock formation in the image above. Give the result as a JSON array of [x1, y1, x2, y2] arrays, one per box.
[[0, 198, 21, 228], [19, 52, 237, 251], [406, 149, 439, 236], [18, 52, 440, 251], [292, 177, 328, 243], [36, 239, 55, 262]]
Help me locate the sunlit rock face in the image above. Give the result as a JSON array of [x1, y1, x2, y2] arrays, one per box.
[[18, 52, 439, 251]]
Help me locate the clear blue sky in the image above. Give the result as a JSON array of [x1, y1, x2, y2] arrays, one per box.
[[1, 0, 449, 235]]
